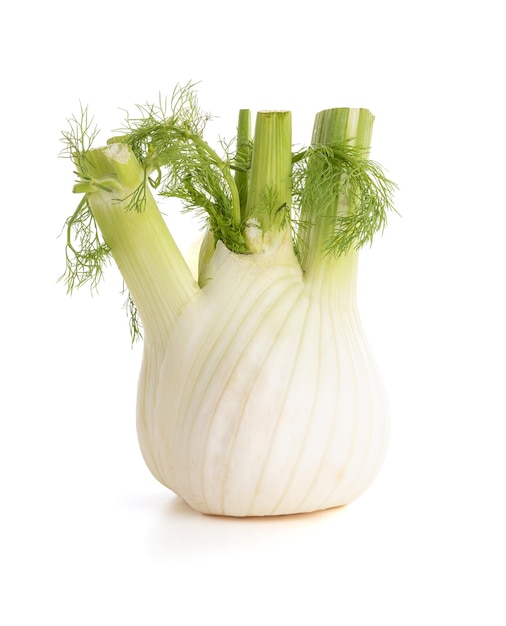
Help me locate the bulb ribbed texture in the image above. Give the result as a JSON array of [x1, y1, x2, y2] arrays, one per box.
[[137, 238, 389, 516]]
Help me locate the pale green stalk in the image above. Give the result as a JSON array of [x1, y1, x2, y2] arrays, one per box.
[[234, 109, 252, 218], [82, 143, 198, 346], [244, 111, 292, 250], [300, 108, 375, 293]]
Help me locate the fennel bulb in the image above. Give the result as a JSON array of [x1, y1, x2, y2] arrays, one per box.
[[61, 85, 396, 517]]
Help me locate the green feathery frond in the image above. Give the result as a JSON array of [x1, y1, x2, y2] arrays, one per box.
[[292, 140, 398, 257], [110, 83, 246, 252]]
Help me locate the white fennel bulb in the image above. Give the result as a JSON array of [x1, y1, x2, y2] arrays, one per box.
[[141, 238, 389, 516], [61, 85, 396, 517]]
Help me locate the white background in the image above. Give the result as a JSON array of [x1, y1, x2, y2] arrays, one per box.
[[1, 1, 505, 624]]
